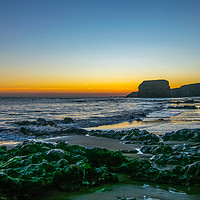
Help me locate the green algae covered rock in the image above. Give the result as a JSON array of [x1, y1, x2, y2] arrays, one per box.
[[163, 129, 200, 142], [89, 129, 160, 144], [85, 147, 127, 168], [0, 141, 121, 199], [0, 140, 199, 199], [185, 161, 200, 184], [45, 149, 66, 162], [20, 142, 43, 155]]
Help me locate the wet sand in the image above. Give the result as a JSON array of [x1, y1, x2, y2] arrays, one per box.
[[40, 176, 200, 200], [43, 135, 141, 151], [0, 135, 140, 150], [41, 135, 154, 159], [67, 184, 200, 200]]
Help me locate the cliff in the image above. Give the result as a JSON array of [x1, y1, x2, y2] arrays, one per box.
[[126, 81, 200, 98], [138, 80, 171, 98], [126, 92, 138, 98], [171, 83, 200, 97]]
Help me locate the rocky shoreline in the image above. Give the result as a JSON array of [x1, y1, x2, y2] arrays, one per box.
[[0, 124, 199, 200]]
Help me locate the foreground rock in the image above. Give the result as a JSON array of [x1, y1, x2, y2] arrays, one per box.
[[140, 142, 200, 185], [0, 134, 199, 199], [0, 141, 121, 199], [88, 129, 160, 145]]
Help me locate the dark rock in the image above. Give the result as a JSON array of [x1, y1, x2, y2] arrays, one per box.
[[0, 142, 121, 198], [0, 135, 199, 199], [20, 142, 43, 155], [45, 149, 66, 162], [16, 117, 74, 128], [16, 120, 37, 126], [171, 83, 200, 97], [89, 129, 160, 144], [61, 127, 87, 135], [168, 105, 198, 109], [170, 165, 186, 184], [185, 161, 200, 184], [126, 92, 138, 98], [61, 117, 74, 124], [47, 121, 56, 126], [127, 81, 200, 98], [163, 129, 200, 142], [36, 118, 47, 125], [138, 80, 171, 98], [20, 127, 32, 135], [141, 144, 173, 154], [158, 169, 171, 183], [85, 147, 127, 169]]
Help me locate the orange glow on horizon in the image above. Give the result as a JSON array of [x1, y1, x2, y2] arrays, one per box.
[[0, 76, 199, 97], [0, 82, 139, 94], [0, 80, 199, 97]]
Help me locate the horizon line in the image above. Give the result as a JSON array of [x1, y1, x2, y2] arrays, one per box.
[[0, 92, 128, 98]]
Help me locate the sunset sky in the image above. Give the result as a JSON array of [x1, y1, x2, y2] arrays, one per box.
[[0, 0, 200, 97]]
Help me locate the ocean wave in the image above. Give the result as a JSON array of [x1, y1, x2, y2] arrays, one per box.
[[0, 97, 199, 141]]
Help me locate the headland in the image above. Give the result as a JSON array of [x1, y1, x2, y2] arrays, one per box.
[[126, 80, 200, 98]]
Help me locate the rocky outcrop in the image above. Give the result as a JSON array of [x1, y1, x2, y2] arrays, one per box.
[[162, 129, 200, 142], [88, 129, 160, 145], [16, 117, 74, 127], [138, 80, 171, 98], [0, 141, 121, 199], [0, 128, 199, 199], [1, 139, 199, 199], [171, 83, 200, 97], [126, 81, 200, 98], [126, 92, 138, 98], [168, 105, 198, 109]]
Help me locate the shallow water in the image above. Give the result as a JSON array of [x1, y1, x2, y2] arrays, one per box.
[[88, 116, 200, 135], [88, 98, 200, 134], [0, 97, 200, 141]]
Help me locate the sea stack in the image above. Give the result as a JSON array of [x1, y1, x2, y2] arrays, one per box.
[[138, 79, 171, 98]]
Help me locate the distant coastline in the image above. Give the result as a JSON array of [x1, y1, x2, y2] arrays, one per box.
[[126, 80, 200, 98]]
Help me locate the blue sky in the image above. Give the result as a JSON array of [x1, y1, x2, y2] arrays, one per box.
[[0, 0, 200, 96]]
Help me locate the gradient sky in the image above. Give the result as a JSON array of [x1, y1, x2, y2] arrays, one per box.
[[0, 0, 200, 96]]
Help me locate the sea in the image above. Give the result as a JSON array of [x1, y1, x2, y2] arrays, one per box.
[[0, 97, 200, 142]]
